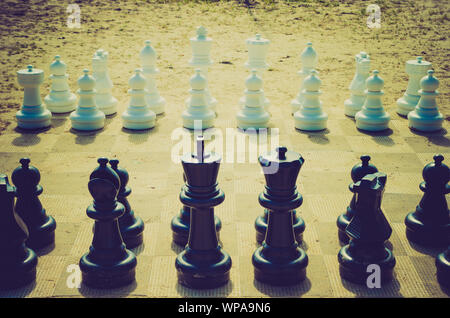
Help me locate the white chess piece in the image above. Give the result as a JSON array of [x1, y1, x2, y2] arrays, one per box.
[[16, 65, 52, 130], [70, 69, 105, 131], [140, 40, 165, 115], [397, 56, 432, 116], [189, 26, 217, 113], [236, 70, 270, 130], [293, 70, 328, 131], [122, 69, 156, 130], [182, 69, 215, 130], [355, 70, 390, 131], [408, 70, 444, 132], [92, 49, 117, 115], [44, 55, 77, 113], [291, 42, 318, 114], [344, 52, 371, 117]]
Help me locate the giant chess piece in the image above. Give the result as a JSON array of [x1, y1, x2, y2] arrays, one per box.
[[236, 70, 271, 130], [109, 159, 145, 249], [70, 69, 105, 131], [294, 70, 328, 131], [0, 174, 38, 290], [44, 55, 77, 114], [397, 56, 432, 116], [175, 136, 231, 288], [436, 246, 450, 289], [408, 70, 444, 132], [182, 69, 215, 130], [405, 154, 449, 247], [16, 65, 52, 130], [344, 52, 371, 117], [122, 69, 156, 130], [291, 42, 318, 114], [355, 70, 390, 132], [140, 40, 165, 115], [12, 158, 56, 250], [252, 147, 308, 285], [189, 26, 217, 113], [79, 158, 137, 288], [337, 155, 378, 243], [92, 49, 118, 115], [338, 172, 396, 285]]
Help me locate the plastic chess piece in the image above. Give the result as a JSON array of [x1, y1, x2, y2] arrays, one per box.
[[337, 155, 378, 243], [344, 52, 371, 117], [252, 147, 309, 285], [355, 70, 390, 132], [436, 246, 449, 289], [408, 70, 444, 132], [294, 70, 328, 131], [79, 158, 137, 289], [405, 154, 449, 247], [16, 65, 52, 130], [122, 69, 156, 130], [140, 40, 165, 115], [109, 159, 145, 249], [236, 70, 271, 129], [12, 158, 56, 250], [0, 174, 38, 290], [397, 56, 432, 116], [182, 69, 215, 130], [70, 69, 105, 131], [175, 136, 231, 288], [291, 42, 318, 114], [44, 55, 77, 113], [92, 49, 118, 115], [338, 172, 396, 285]]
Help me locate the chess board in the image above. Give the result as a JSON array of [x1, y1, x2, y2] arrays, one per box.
[[0, 94, 448, 298]]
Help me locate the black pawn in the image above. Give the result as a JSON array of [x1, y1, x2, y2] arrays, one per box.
[[252, 147, 308, 285], [12, 158, 56, 250], [338, 172, 396, 285], [436, 246, 449, 289], [175, 136, 231, 289], [337, 155, 378, 243], [405, 154, 450, 247], [109, 159, 144, 249], [171, 173, 222, 246], [79, 158, 137, 289], [0, 174, 38, 290]]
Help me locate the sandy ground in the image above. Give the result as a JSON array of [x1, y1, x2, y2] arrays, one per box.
[[0, 0, 448, 133]]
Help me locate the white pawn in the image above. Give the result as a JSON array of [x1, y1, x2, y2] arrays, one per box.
[[236, 70, 270, 130], [70, 69, 105, 131], [44, 55, 77, 113], [291, 42, 318, 114], [408, 70, 444, 132], [355, 70, 390, 131], [140, 40, 165, 115], [16, 65, 52, 130], [397, 56, 432, 116], [182, 69, 215, 130], [122, 69, 156, 130], [293, 70, 328, 131], [344, 52, 371, 117], [92, 49, 117, 115]]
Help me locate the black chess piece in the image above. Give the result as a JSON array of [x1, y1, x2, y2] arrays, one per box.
[[171, 173, 222, 246], [252, 146, 308, 285], [79, 158, 137, 289], [436, 246, 449, 289], [337, 155, 378, 243], [109, 159, 144, 249], [255, 207, 304, 244], [0, 174, 38, 290], [405, 154, 450, 247], [338, 172, 396, 285], [175, 136, 231, 289], [12, 158, 56, 250]]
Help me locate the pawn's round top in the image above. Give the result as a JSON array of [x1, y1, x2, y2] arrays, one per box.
[[11, 157, 40, 189], [351, 155, 378, 182], [89, 157, 121, 191], [109, 159, 129, 193], [366, 70, 384, 91], [49, 55, 66, 76], [246, 70, 263, 91], [301, 42, 318, 67], [422, 154, 449, 187], [303, 70, 321, 91], [129, 69, 146, 90], [246, 33, 269, 45], [190, 69, 206, 90], [140, 40, 157, 66], [420, 70, 439, 93], [78, 69, 95, 91]]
